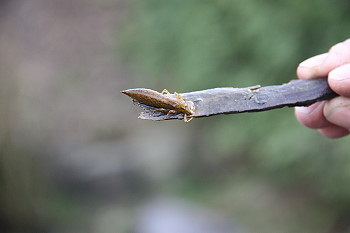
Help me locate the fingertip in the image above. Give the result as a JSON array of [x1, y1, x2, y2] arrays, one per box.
[[296, 66, 314, 80], [294, 102, 329, 128], [324, 96, 350, 129], [318, 126, 350, 138], [328, 63, 350, 97], [298, 53, 328, 68], [297, 53, 328, 79]]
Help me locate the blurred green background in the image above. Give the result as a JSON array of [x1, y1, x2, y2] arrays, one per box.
[[1, 0, 350, 233]]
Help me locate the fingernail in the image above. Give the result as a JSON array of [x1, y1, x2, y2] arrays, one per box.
[[295, 106, 313, 114], [295, 102, 322, 114], [330, 74, 347, 81], [299, 54, 327, 68], [299, 58, 318, 68]]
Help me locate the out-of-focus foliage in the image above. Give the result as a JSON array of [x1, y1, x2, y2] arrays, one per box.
[[1, 0, 350, 233], [123, 0, 350, 89], [121, 0, 350, 232]]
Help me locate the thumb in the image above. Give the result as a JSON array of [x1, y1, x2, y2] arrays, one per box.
[[328, 63, 350, 97]]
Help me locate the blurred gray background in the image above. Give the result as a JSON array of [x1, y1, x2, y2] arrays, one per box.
[[1, 0, 350, 233]]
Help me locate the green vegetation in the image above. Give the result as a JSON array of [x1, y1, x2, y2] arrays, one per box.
[[121, 0, 350, 232]]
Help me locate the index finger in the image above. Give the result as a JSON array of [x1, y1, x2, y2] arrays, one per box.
[[297, 39, 350, 80], [297, 53, 328, 79]]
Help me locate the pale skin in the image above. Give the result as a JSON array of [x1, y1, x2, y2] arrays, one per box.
[[295, 39, 350, 138]]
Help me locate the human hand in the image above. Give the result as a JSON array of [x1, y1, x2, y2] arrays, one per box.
[[295, 39, 350, 138]]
